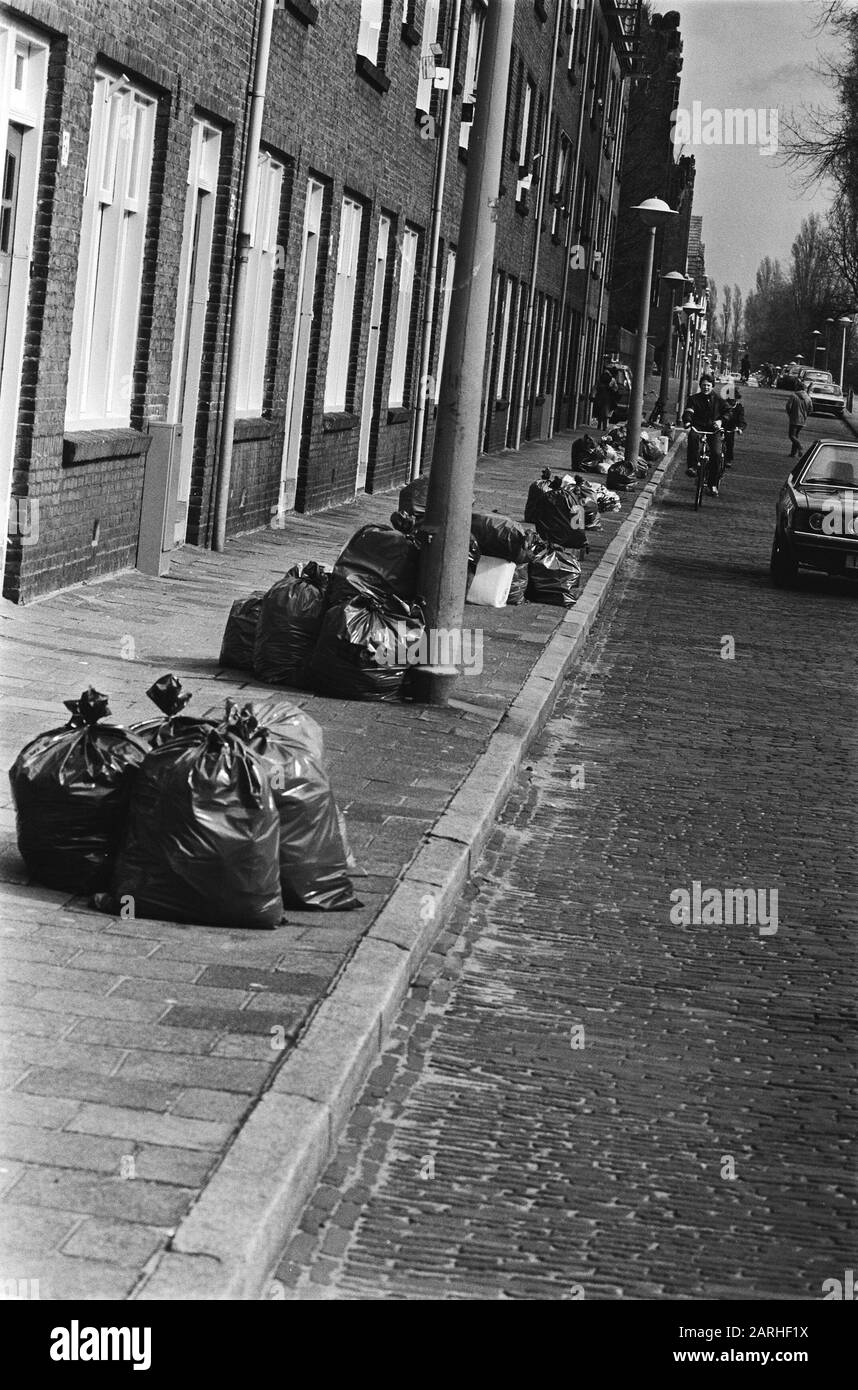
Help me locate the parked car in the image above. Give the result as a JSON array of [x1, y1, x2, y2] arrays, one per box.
[[806, 380, 845, 418], [776, 362, 803, 390], [797, 367, 835, 388], [770, 439, 858, 586], [602, 361, 632, 420]]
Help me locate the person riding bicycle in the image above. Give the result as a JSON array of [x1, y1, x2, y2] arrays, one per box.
[[683, 373, 726, 495], [721, 388, 746, 469]]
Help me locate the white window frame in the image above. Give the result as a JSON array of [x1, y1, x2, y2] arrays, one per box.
[[235, 150, 283, 416], [324, 195, 363, 412], [0, 18, 48, 576], [416, 0, 441, 113], [389, 225, 418, 408], [494, 275, 513, 399], [357, 0, 384, 66], [65, 70, 157, 430], [516, 77, 534, 201], [459, 2, 486, 151], [433, 247, 456, 401]]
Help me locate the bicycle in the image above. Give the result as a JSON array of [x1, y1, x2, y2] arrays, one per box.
[[688, 425, 723, 510]]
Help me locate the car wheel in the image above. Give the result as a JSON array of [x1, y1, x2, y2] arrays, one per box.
[[770, 533, 798, 588]]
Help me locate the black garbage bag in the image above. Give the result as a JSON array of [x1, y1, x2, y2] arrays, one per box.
[[9, 688, 148, 893], [219, 591, 264, 671], [507, 560, 529, 606], [468, 532, 481, 577], [113, 722, 283, 929], [606, 461, 637, 492], [232, 702, 361, 911], [526, 543, 582, 608], [253, 562, 329, 688], [525, 471, 587, 549], [307, 593, 425, 701], [470, 512, 533, 562], [398, 472, 431, 520], [327, 524, 421, 607], [131, 674, 213, 749]]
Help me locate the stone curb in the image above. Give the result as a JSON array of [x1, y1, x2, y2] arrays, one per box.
[[133, 433, 685, 1301]]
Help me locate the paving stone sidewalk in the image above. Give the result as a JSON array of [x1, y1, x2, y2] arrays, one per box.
[[0, 425, 667, 1299]]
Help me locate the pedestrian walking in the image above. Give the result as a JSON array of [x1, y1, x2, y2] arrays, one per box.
[[591, 369, 619, 431], [786, 383, 812, 458]]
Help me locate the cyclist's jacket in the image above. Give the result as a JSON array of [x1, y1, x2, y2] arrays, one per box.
[[721, 398, 746, 431], [682, 390, 726, 432]]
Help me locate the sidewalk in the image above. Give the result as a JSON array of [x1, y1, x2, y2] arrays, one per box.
[[0, 422, 682, 1300]]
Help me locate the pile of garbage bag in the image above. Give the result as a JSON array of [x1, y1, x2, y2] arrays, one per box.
[[9, 680, 359, 926]]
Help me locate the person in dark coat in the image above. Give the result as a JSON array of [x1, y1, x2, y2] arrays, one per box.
[[786, 384, 812, 458], [682, 374, 726, 494], [591, 370, 619, 431], [721, 389, 746, 468]]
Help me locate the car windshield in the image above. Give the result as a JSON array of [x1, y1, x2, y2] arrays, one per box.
[[810, 384, 840, 394], [801, 445, 858, 486]]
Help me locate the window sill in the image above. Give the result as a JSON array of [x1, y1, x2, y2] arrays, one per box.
[[322, 411, 359, 433], [283, 0, 318, 25], [234, 416, 276, 442], [387, 407, 412, 425], [401, 21, 421, 46], [356, 54, 391, 93], [62, 428, 152, 467]]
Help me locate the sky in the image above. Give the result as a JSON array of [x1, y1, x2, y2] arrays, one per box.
[[668, 0, 842, 304]]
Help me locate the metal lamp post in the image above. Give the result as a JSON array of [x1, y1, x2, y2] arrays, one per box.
[[652, 270, 687, 424], [826, 317, 834, 361], [812, 329, 822, 363], [624, 198, 678, 470], [837, 315, 852, 392]]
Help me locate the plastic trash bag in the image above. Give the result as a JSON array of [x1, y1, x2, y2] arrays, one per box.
[[524, 471, 587, 549], [469, 512, 532, 563], [606, 461, 637, 492], [131, 674, 213, 749], [253, 562, 329, 688], [113, 721, 283, 930], [507, 560, 529, 605], [328, 524, 421, 606], [232, 702, 360, 911], [9, 688, 148, 893], [219, 591, 264, 671], [308, 593, 425, 701], [526, 543, 582, 607], [466, 555, 516, 607]]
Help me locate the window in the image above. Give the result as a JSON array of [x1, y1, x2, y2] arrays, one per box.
[[324, 196, 363, 411], [416, 0, 441, 113], [434, 247, 456, 400], [459, 2, 486, 151], [65, 72, 157, 430], [551, 131, 569, 237], [494, 274, 513, 398], [389, 225, 418, 407], [516, 76, 535, 201], [357, 0, 385, 65], [235, 150, 284, 415]]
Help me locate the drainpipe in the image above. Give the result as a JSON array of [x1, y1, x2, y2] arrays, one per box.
[[409, 0, 464, 482], [213, 0, 275, 552], [547, 0, 596, 436], [511, 0, 564, 451]]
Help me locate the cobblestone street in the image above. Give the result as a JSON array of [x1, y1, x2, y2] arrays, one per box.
[[274, 387, 858, 1300]]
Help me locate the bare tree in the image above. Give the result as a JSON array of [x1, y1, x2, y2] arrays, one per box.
[[731, 285, 744, 371], [720, 285, 733, 372]]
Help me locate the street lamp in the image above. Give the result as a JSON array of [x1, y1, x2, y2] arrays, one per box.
[[652, 270, 688, 423], [826, 316, 834, 360], [625, 198, 678, 470], [837, 314, 852, 392], [812, 328, 822, 361], [675, 297, 703, 424]]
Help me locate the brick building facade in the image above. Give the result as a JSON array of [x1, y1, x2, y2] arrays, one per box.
[[1, 0, 642, 603], [606, 6, 698, 375]]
